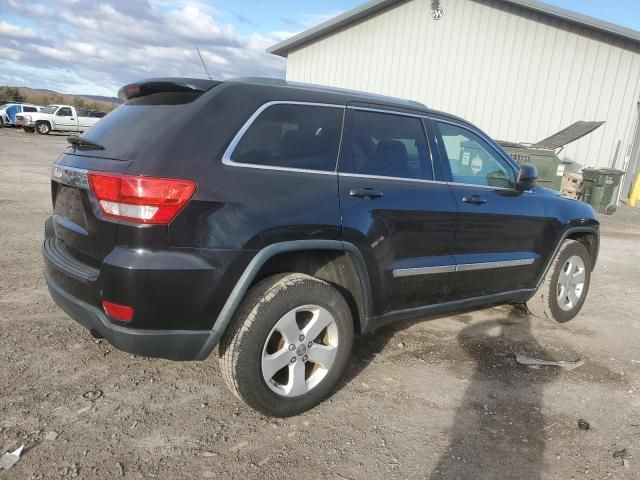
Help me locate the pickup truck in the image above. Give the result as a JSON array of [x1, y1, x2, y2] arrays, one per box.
[[17, 105, 106, 134]]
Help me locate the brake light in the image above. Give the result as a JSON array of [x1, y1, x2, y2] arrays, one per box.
[[102, 300, 134, 322], [87, 172, 196, 224]]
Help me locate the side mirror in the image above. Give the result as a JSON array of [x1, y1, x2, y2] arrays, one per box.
[[517, 163, 538, 191]]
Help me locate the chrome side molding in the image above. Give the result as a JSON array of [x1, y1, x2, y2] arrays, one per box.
[[393, 258, 536, 277]]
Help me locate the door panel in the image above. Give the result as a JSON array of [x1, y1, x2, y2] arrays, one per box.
[[55, 107, 77, 130], [339, 107, 458, 316], [431, 119, 549, 298], [448, 185, 548, 298]]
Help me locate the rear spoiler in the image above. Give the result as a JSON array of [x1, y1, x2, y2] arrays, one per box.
[[118, 78, 221, 101]]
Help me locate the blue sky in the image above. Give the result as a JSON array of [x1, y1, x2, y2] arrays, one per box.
[[0, 0, 639, 97]]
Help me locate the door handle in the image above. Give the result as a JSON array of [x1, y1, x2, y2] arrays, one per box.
[[69, 118, 75, 120], [349, 188, 384, 199], [462, 195, 487, 205]]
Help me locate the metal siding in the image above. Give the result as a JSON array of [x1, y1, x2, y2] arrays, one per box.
[[285, 0, 640, 170]]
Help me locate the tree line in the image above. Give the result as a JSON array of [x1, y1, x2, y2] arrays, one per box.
[[0, 86, 26, 103], [1, 86, 118, 112]]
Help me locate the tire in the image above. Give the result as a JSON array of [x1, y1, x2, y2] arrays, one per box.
[[23, 127, 35, 133], [219, 273, 354, 417], [36, 121, 51, 135], [527, 240, 591, 323], [0, 117, 4, 128]]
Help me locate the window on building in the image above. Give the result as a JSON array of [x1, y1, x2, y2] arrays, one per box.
[[436, 122, 515, 188], [230, 104, 344, 172], [340, 110, 433, 180]]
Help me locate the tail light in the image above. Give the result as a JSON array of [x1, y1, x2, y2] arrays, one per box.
[[87, 172, 196, 224]]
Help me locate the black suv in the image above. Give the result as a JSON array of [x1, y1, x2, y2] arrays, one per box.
[[44, 78, 599, 416]]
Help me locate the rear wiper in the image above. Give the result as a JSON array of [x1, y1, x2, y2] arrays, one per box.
[[67, 135, 105, 151]]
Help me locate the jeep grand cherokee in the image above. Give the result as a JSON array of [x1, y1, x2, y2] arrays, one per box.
[[44, 77, 599, 416]]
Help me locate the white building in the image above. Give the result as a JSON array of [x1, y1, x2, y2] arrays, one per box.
[[269, 0, 640, 197]]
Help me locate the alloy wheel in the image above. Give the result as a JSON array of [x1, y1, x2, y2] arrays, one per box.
[[556, 255, 586, 311], [261, 304, 339, 397]]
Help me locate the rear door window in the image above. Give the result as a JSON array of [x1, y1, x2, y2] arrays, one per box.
[[339, 109, 433, 180], [229, 103, 344, 172]]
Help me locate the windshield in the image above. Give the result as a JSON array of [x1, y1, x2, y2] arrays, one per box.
[[0, 105, 8, 111], [41, 105, 59, 114]]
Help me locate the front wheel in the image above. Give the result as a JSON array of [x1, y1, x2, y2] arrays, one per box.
[[219, 273, 353, 417], [36, 121, 51, 135], [527, 240, 591, 323]]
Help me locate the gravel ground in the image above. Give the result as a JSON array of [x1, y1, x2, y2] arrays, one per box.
[[0, 127, 638, 479]]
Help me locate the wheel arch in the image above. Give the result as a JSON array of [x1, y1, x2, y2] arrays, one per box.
[[195, 240, 372, 360], [35, 120, 51, 134], [534, 226, 599, 292]]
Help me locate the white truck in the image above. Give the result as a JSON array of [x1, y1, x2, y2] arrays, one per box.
[[17, 105, 106, 135]]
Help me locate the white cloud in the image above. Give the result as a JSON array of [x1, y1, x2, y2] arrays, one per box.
[[0, 0, 288, 95], [0, 20, 41, 40], [35, 45, 73, 61], [0, 46, 22, 61]]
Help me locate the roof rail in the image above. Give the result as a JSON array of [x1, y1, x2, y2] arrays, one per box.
[[228, 76, 428, 110]]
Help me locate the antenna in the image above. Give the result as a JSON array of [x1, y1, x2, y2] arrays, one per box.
[[196, 46, 212, 79]]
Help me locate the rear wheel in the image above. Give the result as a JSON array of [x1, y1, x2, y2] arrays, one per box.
[[36, 121, 51, 135], [527, 240, 591, 323], [219, 273, 353, 417]]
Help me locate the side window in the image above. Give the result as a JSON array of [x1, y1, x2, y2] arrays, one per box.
[[23, 106, 37, 113], [436, 122, 515, 188], [57, 107, 73, 116], [230, 104, 343, 172], [340, 110, 433, 180]]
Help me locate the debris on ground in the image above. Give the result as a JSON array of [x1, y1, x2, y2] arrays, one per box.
[[229, 440, 250, 453], [0, 445, 24, 470], [44, 431, 59, 441], [577, 419, 590, 431], [116, 462, 124, 476], [82, 390, 103, 401], [515, 353, 585, 370], [613, 449, 631, 469]]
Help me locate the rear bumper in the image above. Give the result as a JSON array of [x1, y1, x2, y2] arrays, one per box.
[[42, 218, 239, 360], [45, 269, 212, 360]]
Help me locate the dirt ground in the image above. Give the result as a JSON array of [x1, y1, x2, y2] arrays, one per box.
[[0, 127, 638, 480]]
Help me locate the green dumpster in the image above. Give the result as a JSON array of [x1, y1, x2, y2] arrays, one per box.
[[497, 142, 568, 191], [580, 168, 625, 215], [496, 120, 607, 193]]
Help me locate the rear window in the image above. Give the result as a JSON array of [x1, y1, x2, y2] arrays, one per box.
[[230, 104, 344, 172], [77, 91, 207, 160]]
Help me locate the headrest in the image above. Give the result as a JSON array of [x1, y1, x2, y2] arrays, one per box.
[[376, 139, 408, 166]]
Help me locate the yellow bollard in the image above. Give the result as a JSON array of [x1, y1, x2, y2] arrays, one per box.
[[630, 172, 640, 207]]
